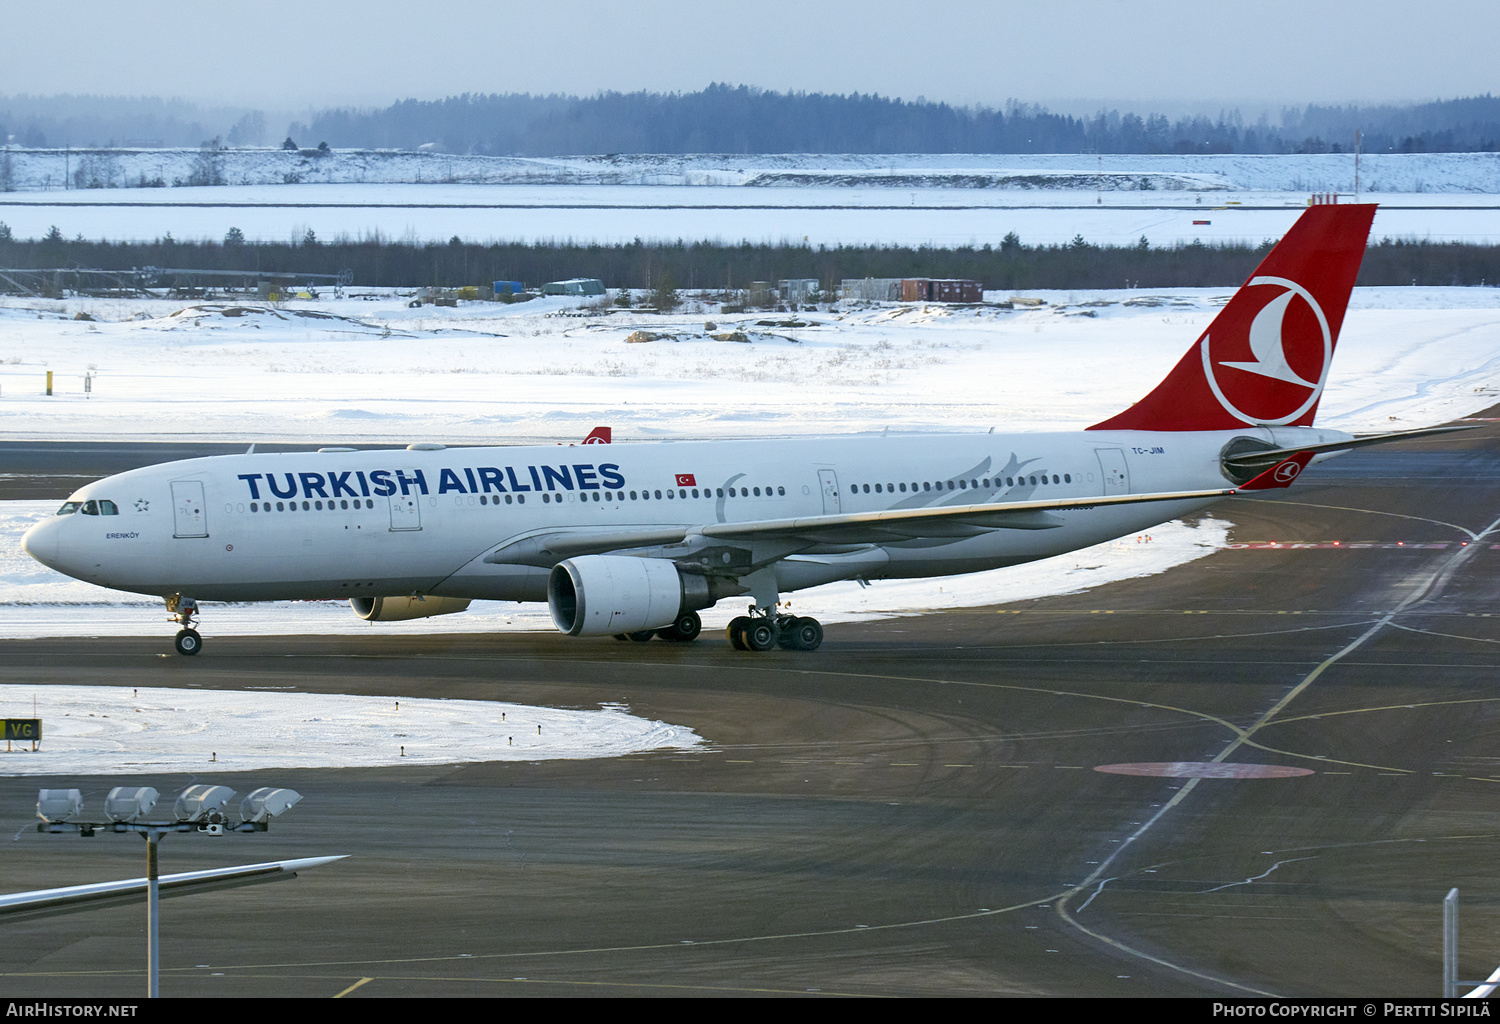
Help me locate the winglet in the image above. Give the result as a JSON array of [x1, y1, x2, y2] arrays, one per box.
[[1236, 451, 1315, 490]]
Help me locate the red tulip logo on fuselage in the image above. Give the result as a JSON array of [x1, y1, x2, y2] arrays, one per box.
[[1201, 276, 1332, 426]]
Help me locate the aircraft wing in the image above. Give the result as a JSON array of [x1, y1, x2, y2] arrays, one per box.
[[696, 488, 1234, 544], [485, 487, 1235, 567], [0, 855, 346, 922]]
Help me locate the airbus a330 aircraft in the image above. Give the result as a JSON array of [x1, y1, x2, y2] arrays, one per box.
[[23, 204, 1448, 655]]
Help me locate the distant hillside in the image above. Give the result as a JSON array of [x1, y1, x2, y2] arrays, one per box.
[[5, 87, 1500, 156], [297, 86, 1500, 156]]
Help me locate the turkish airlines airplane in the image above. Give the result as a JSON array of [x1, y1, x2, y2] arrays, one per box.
[[22, 204, 1448, 655]]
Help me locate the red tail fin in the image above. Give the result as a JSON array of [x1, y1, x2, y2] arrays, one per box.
[[582, 426, 612, 445], [1089, 204, 1377, 431]]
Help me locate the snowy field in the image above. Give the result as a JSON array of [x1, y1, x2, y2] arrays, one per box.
[[5, 187, 1498, 247], [6, 149, 1497, 193], [0, 686, 702, 775], [1, 151, 1498, 246]]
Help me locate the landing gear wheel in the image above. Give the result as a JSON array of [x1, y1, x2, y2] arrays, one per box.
[[174, 628, 202, 656], [726, 616, 751, 650], [627, 630, 656, 642], [657, 610, 702, 642], [787, 616, 824, 652], [742, 619, 779, 652]]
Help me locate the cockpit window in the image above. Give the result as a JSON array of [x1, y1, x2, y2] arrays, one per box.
[[81, 500, 99, 515], [99, 500, 119, 515], [56, 501, 81, 516]]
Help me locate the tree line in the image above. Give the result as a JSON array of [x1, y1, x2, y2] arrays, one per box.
[[299, 87, 1500, 156], [6, 87, 1500, 155], [2, 229, 1497, 292]]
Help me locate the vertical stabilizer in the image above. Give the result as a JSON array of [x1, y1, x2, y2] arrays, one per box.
[[1088, 204, 1377, 431]]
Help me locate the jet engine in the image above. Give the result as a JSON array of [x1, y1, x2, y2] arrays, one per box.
[[548, 555, 740, 636], [350, 595, 472, 621]]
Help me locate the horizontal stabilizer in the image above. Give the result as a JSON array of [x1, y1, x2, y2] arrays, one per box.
[[1222, 425, 1475, 475]]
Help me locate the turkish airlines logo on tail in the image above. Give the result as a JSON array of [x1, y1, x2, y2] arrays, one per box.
[[1239, 451, 1317, 491], [1201, 276, 1332, 425]]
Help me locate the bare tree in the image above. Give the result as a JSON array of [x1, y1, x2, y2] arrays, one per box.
[[187, 137, 225, 186], [227, 111, 267, 147]]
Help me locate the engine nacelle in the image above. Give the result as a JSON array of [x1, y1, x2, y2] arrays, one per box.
[[350, 595, 472, 622], [548, 555, 734, 636]]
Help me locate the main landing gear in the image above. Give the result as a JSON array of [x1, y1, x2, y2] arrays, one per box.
[[726, 607, 823, 652], [610, 606, 825, 652], [166, 594, 202, 656], [612, 610, 704, 644]]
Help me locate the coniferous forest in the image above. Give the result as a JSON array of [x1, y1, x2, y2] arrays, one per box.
[[4, 87, 1500, 155], [1, 230, 1496, 292]]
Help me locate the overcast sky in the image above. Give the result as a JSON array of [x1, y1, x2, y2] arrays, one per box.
[[3, 0, 1495, 114]]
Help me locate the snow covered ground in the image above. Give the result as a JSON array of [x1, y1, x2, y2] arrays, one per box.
[[5, 187, 1498, 247], [6, 149, 1498, 193], [0, 686, 702, 775], [2, 151, 1497, 246], [3, 286, 1497, 443]]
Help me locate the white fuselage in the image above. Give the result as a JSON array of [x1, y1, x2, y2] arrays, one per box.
[[21, 425, 1347, 607]]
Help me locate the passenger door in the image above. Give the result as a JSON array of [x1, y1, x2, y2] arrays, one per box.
[[818, 469, 841, 514], [170, 480, 208, 538], [1094, 448, 1130, 495], [389, 479, 423, 531]]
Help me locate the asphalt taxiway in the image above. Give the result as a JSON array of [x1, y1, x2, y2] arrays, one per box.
[[1, 425, 1498, 997]]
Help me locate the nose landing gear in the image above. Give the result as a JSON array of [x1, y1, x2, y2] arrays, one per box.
[[166, 595, 202, 656]]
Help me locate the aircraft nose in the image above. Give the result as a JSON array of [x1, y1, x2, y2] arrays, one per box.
[[21, 516, 61, 571]]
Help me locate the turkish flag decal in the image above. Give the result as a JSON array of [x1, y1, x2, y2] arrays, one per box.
[[675, 473, 696, 487]]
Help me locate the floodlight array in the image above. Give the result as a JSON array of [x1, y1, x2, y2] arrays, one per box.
[[36, 783, 303, 835]]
